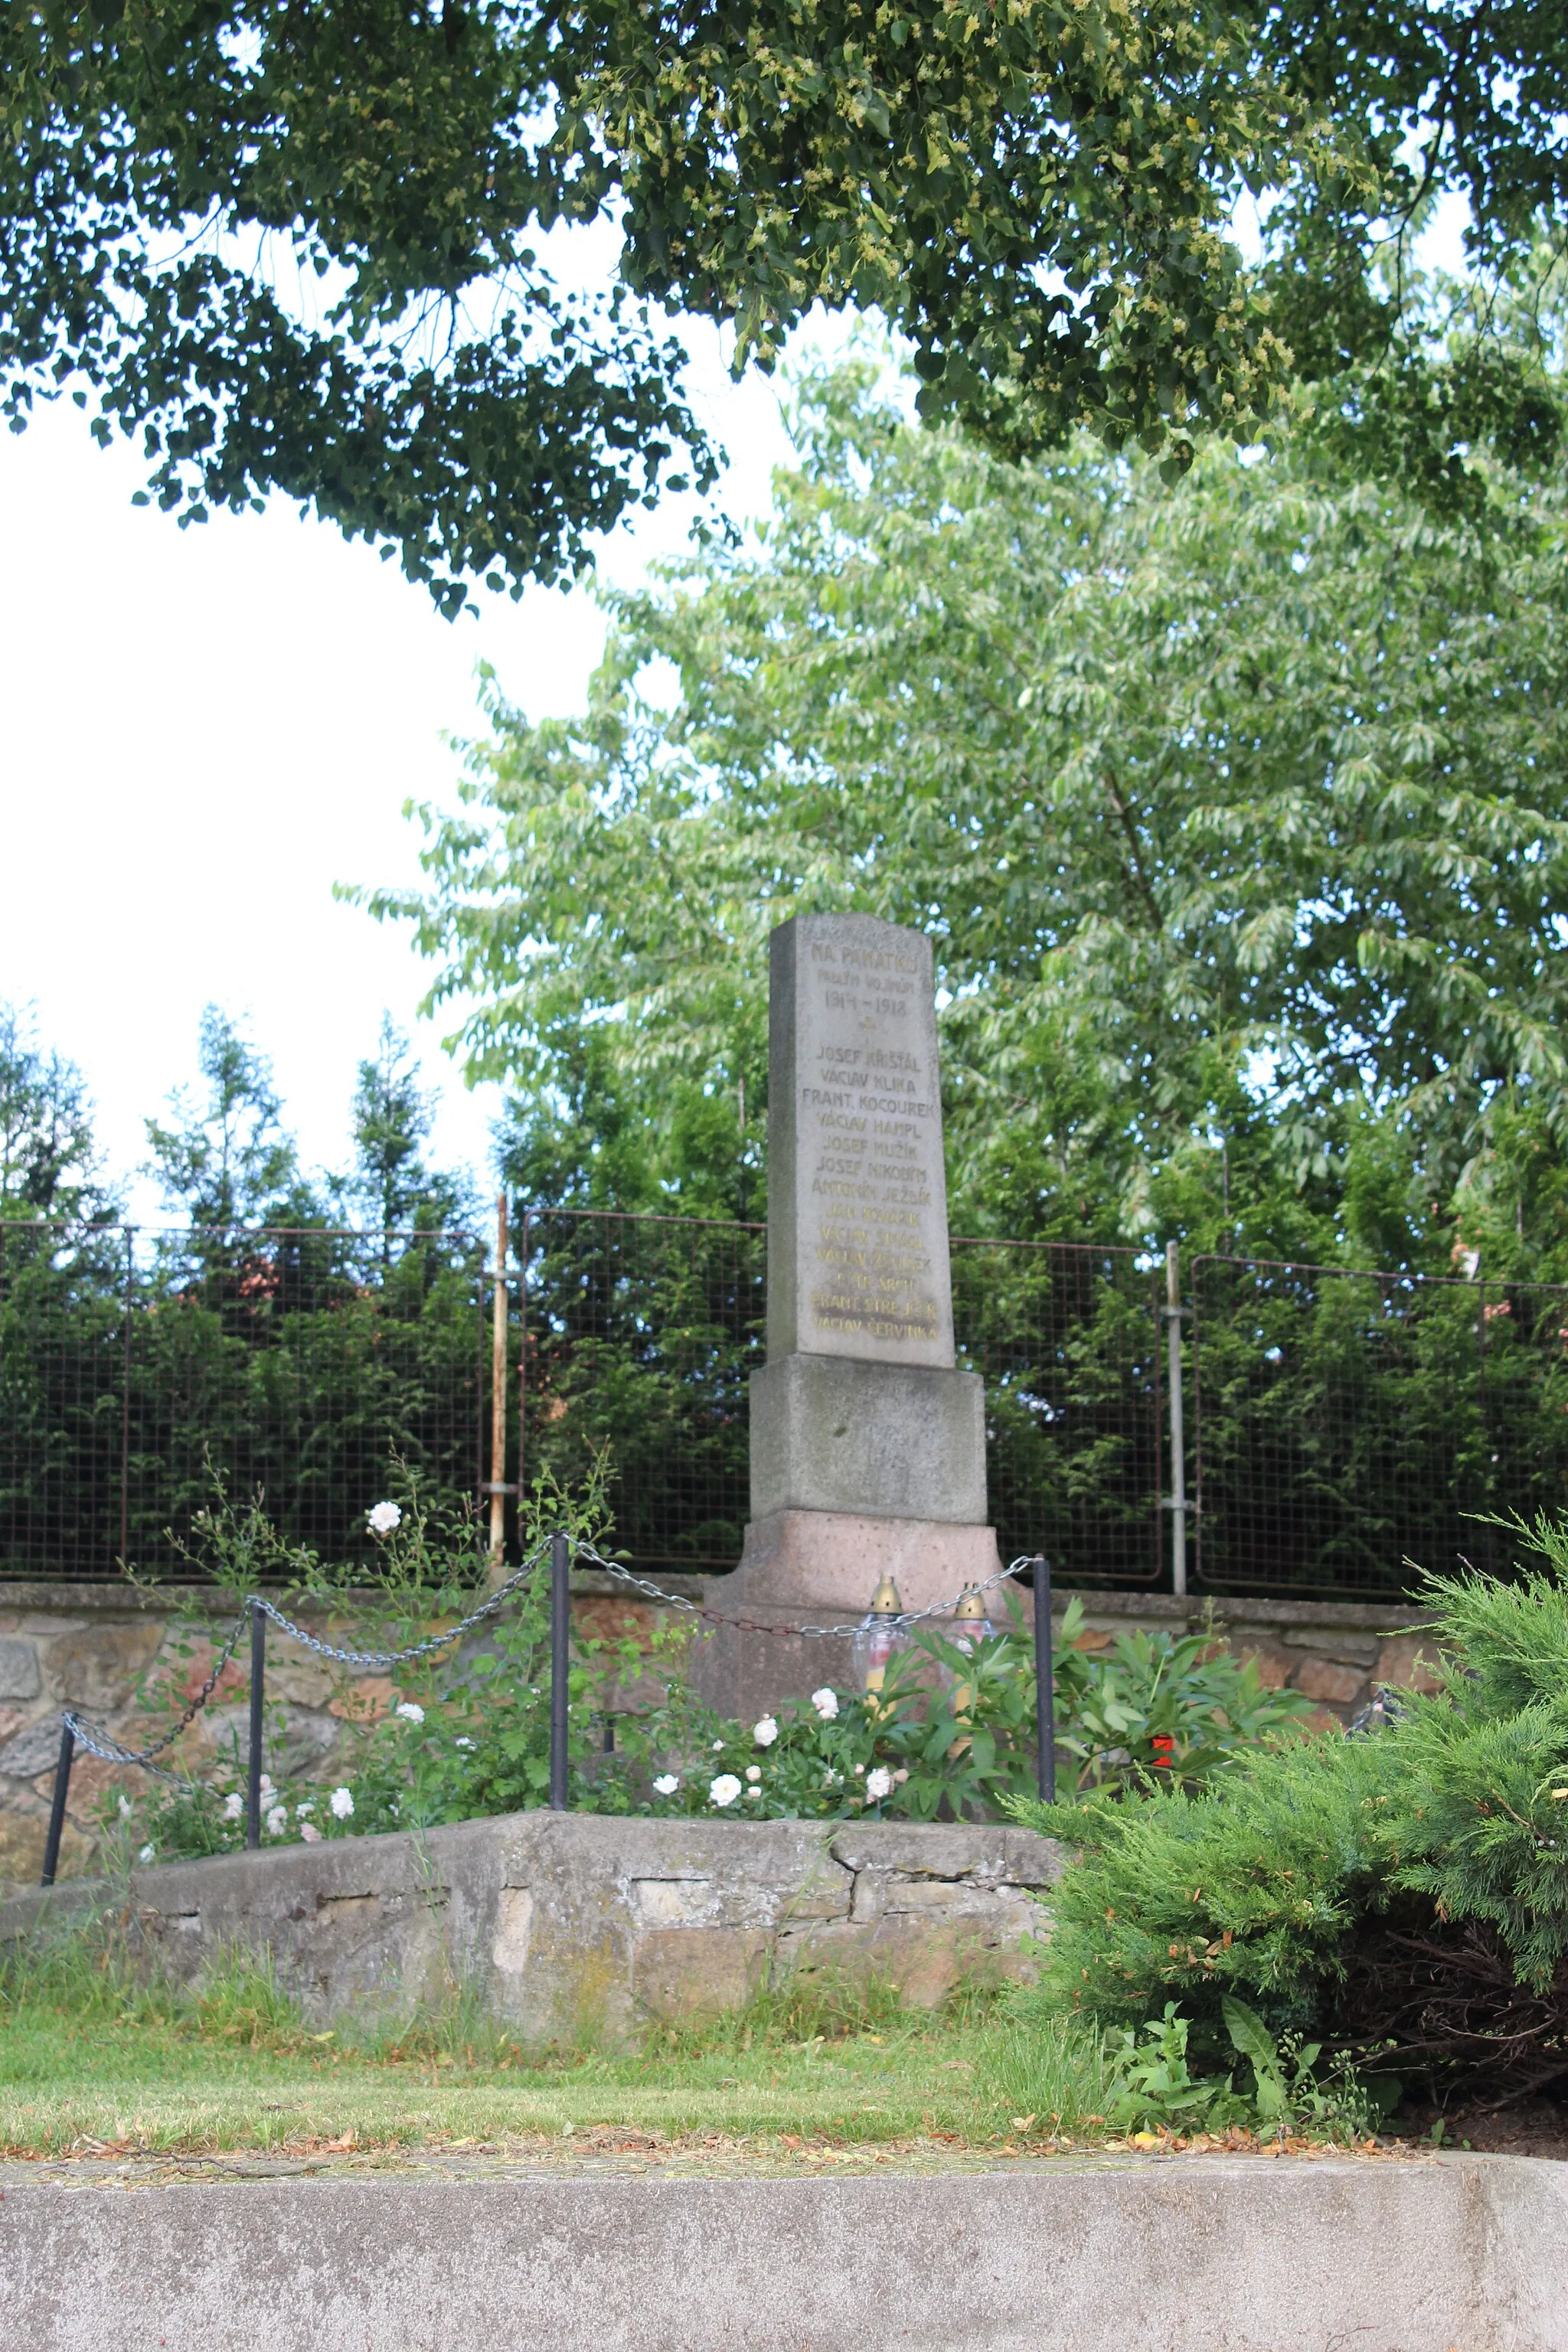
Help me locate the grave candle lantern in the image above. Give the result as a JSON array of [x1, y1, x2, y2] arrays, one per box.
[[851, 1573, 911, 1699], [945, 1584, 994, 1718]]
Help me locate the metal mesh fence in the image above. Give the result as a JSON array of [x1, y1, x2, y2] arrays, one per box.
[[517, 1213, 1165, 1584], [518, 1208, 766, 1570], [0, 1221, 490, 1579], [1190, 1256, 1568, 1596], [950, 1239, 1164, 1586], [14, 1211, 1568, 1599]]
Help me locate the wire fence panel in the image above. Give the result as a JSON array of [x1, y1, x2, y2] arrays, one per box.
[[1190, 1256, 1568, 1596], [950, 1239, 1165, 1587], [0, 1223, 490, 1580], [517, 1213, 1165, 1584], [519, 1209, 766, 1570], [18, 1213, 1568, 1599]]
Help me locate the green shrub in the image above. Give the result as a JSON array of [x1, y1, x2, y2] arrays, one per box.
[[1009, 1514, 1568, 2099]]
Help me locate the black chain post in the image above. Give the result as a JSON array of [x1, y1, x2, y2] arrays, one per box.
[[1033, 1554, 1056, 1803], [39, 1718, 76, 1886], [247, 1599, 265, 1850], [550, 1530, 570, 1810]]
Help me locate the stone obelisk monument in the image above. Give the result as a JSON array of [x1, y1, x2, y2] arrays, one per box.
[[700, 912, 1001, 1714]]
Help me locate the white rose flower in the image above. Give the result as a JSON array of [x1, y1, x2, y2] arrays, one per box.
[[864, 1766, 893, 1802], [810, 1687, 839, 1721], [299, 1822, 322, 1843], [368, 1500, 402, 1536], [455, 1736, 474, 1750], [395, 1701, 425, 1724], [259, 1774, 275, 1797], [329, 1786, 355, 1820], [296, 1802, 315, 1818], [745, 1785, 762, 1799], [893, 1768, 910, 1784], [137, 1844, 155, 1864], [712, 1740, 726, 1752], [653, 1774, 680, 1796], [222, 1792, 244, 1821], [117, 1793, 132, 1820], [265, 1805, 288, 1837], [752, 1717, 779, 1747], [709, 1773, 743, 1808], [745, 1765, 762, 1783]]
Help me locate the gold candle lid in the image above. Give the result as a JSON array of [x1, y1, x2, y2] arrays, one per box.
[[867, 1574, 904, 1617], [952, 1586, 988, 1621]]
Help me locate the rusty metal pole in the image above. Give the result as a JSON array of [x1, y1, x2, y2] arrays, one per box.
[[488, 1194, 509, 1581]]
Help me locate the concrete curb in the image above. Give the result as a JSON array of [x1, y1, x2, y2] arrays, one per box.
[[2, 2154, 1565, 2351]]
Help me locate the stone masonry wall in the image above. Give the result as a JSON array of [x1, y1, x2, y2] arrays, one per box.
[[0, 1815, 1063, 2046], [0, 1574, 1439, 1897]]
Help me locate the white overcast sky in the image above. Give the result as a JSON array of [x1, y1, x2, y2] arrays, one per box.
[[0, 254, 820, 1225]]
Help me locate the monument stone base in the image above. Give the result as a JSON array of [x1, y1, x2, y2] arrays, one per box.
[[749, 1354, 986, 1523], [692, 1507, 1012, 1722]]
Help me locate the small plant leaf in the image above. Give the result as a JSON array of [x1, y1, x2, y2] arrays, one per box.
[[1220, 1994, 1279, 2079]]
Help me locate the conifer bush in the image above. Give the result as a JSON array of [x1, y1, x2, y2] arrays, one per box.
[[1012, 1518, 1568, 2103]]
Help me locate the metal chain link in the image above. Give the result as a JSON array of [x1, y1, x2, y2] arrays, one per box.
[[247, 1539, 552, 1668], [58, 1544, 554, 1775], [63, 1606, 252, 1774], [61, 1717, 203, 1787], [573, 1540, 1037, 1638], [56, 1536, 1035, 1789]]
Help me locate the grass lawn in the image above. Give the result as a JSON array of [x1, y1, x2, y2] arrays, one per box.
[[2, 1939, 1051, 2162], [3, 1922, 1422, 2170]]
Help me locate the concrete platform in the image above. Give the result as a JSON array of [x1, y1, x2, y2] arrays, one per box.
[[2, 2154, 1564, 2350]]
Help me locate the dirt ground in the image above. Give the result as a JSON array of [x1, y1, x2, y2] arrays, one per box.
[[1387, 2095, 1568, 2161]]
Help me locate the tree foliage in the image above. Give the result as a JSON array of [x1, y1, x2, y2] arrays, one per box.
[[373, 328, 1568, 1260], [336, 1014, 475, 1236], [0, 1001, 110, 1222], [144, 1005, 305, 1229], [5, 0, 1566, 597]]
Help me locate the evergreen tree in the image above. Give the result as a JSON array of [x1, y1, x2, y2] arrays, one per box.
[[144, 1007, 306, 1229], [338, 1015, 474, 1240], [0, 1002, 112, 1223]]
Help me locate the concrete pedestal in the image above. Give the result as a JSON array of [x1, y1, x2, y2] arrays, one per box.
[[693, 1506, 1012, 1722], [750, 1353, 986, 1523]]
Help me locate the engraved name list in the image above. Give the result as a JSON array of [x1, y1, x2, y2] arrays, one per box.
[[799, 933, 946, 1353]]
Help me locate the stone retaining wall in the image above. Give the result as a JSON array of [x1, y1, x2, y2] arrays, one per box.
[[0, 1575, 1439, 1894], [0, 1815, 1062, 2043]]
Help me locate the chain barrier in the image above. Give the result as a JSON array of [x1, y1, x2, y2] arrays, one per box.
[[47, 1542, 554, 1838], [39, 1534, 1044, 1886], [63, 1606, 252, 1780], [573, 1541, 1035, 1637], [247, 1538, 551, 1669]]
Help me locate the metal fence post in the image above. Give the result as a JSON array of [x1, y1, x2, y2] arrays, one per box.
[[247, 1599, 265, 1849], [550, 1530, 570, 1809], [487, 1194, 511, 1579], [1032, 1556, 1055, 1803], [40, 1718, 75, 1886], [1165, 1240, 1189, 1597]]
